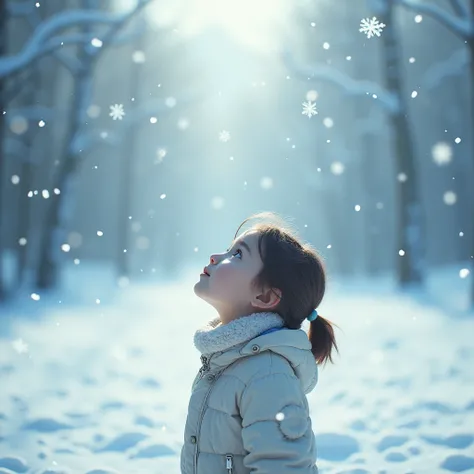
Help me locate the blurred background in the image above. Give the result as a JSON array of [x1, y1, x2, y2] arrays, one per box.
[[1, 2, 474, 473], [0, 0, 472, 309]]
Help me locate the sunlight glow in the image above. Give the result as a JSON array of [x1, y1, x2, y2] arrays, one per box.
[[150, 0, 292, 50]]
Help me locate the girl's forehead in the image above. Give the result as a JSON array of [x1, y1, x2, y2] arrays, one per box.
[[233, 230, 259, 245]]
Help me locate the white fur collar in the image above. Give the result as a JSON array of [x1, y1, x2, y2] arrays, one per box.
[[194, 312, 285, 355]]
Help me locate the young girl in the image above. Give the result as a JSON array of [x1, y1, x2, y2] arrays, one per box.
[[181, 212, 339, 474]]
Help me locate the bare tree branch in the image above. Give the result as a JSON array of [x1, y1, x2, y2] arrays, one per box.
[[72, 90, 208, 153], [421, 47, 469, 90], [448, 0, 469, 18], [0, 2, 151, 78], [394, 0, 473, 38], [281, 50, 400, 115]]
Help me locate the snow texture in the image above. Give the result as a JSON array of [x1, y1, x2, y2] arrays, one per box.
[[0, 265, 473, 473]]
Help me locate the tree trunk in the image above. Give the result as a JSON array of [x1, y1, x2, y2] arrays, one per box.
[[35, 0, 98, 289], [469, 35, 474, 307], [0, 0, 8, 300], [378, 1, 425, 286], [116, 39, 142, 278]]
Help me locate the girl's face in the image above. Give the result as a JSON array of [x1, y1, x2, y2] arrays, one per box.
[[194, 231, 277, 324]]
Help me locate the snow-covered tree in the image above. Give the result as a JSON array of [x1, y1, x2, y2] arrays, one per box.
[[283, 0, 425, 287], [392, 0, 474, 304], [0, 0, 7, 300], [32, 0, 151, 289]]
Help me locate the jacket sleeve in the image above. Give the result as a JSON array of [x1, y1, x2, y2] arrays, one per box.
[[239, 371, 318, 473]]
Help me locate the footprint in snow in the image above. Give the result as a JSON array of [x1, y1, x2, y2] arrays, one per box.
[[130, 443, 175, 458], [95, 432, 148, 452], [22, 418, 73, 433], [0, 456, 29, 473]]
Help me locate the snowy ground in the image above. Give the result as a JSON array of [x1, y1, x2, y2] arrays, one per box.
[[0, 265, 473, 474]]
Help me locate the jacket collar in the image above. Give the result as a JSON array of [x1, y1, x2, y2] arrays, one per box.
[[194, 312, 285, 356], [193, 312, 318, 394]]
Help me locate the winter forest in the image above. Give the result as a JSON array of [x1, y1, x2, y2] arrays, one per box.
[[0, 0, 474, 473]]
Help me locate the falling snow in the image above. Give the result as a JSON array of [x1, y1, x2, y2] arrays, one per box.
[[109, 104, 125, 120], [359, 17, 386, 39], [432, 142, 453, 166], [302, 100, 317, 118], [11, 338, 29, 354], [219, 130, 231, 142]]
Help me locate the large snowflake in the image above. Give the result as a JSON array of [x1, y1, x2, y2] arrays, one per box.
[[302, 101, 317, 118], [359, 17, 386, 38], [109, 104, 125, 120], [219, 130, 231, 142]]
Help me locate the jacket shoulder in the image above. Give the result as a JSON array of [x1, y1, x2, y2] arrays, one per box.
[[225, 351, 296, 386]]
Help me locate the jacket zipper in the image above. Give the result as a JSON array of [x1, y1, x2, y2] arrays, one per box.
[[193, 353, 218, 473], [226, 454, 234, 473]]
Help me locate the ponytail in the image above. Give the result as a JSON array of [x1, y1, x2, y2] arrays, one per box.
[[308, 315, 339, 365]]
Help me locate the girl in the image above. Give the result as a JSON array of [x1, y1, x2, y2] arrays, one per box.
[[181, 212, 339, 474]]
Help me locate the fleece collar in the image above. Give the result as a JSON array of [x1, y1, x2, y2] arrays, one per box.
[[194, 312, 285, 356]]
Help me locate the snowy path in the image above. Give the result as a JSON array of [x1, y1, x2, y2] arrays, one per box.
[[0, 273, 473, 474]]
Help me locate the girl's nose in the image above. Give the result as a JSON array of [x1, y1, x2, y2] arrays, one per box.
[[210, 255, 216, 264]]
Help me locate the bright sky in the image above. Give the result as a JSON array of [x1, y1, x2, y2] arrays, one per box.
[[148, 0, 293, 50]]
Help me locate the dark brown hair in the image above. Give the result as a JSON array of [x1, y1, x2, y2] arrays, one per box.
[[234, 212, 339, 366]]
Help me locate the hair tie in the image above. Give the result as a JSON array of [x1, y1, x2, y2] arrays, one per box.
[[307, 309, 318, 322]]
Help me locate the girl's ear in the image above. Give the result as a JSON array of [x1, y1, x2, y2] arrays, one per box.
[[252, 287, 281, 310]]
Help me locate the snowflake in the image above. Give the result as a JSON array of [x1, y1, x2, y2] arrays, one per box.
[[12, 338, 28, 354], [219, 130, 231, 142], [359, 17, 386, 39], [109, 104, 125, 120], [302, 101, 317, 118]]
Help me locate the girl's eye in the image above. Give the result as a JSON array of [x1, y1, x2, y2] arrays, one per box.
[[231, 248, 242, 258]]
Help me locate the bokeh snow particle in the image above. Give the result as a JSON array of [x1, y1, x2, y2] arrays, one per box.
[[165, 97, 177, 108], [211, 196, 225, 210], [443, 191, 457, 205], [91, 38, 103, 48], [11, 175, 20, 185], [12, 338, 29, 355], [177, 118, 189, 130], [31, 293, 40, 301], [359, 17, 386, 38], [323, 117, 334, 128], [87, 104, 101, 118], [260, 177, 274, 190], [109, 104, 125, 120], [306, 90, 318, 101], [155, 148, 167, 164], [331, 162, 345, 175], [302, 100, 317, 118], [460, 268, 470, 279], [132, 50, 146, 63], [432, 142, 452, 166], [10, 116, 28, 135], [219, 130, 231, 142]]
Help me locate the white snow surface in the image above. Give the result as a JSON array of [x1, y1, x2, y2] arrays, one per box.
[[0, 265, 473, 474]]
